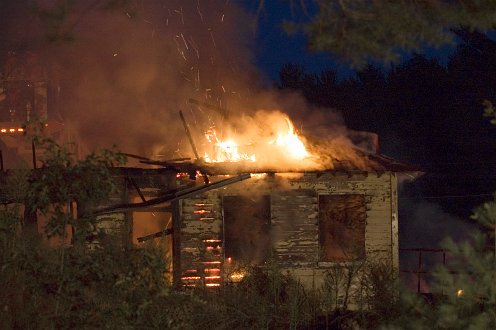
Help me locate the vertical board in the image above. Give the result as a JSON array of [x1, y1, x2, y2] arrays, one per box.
[[271, 189, 319, 267], [390, 173, 399, 270]]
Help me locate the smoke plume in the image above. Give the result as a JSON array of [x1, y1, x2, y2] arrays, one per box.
[[0, 0, 370, 169]]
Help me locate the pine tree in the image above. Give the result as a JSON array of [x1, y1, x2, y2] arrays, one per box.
[[276, 0, 496, 67]]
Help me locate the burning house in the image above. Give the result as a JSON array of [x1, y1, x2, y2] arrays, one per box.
[[0, 1, 424, 315], [168, 109, 419, 289], [0, 19, 419, 302], [0, 51, 69, 169], [0, 80, 420, 297], [175, 152, 418, 290], [0, 98, 421, 313], [90, 107, 421, 294]]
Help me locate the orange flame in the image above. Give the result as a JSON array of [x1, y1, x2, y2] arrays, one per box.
[[269, 117, 309, 159], [204, 128, 256, 162], [202, 112, 313, 165]]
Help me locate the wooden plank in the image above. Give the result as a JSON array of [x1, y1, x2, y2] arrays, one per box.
[[180, 193, 224, 287], [390, 173, 399, 271], [365, 237, 391, 247], [366, 225, 393, 234], [366, 209, 392, 218], [272, 190, 318, 266]]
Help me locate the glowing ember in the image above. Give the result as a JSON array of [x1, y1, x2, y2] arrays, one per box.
[[204, 268, 221, 273], [203, 239, 221, 243], [205, 283, 221, 287], [229, 271, 245, 282], [194, 209, 211, 214], [202, 261, 222, 265], [205, 276, 221, 280], [181, 276, 201, 280]]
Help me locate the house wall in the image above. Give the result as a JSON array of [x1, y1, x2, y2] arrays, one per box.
[[94, 170, 175, 251], [179, 171, 399, 290]]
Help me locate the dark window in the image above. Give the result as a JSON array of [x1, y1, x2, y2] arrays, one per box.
[[0, 80, 35, 122], [223, 195, 271, 264], [319, 194, 366, 262]]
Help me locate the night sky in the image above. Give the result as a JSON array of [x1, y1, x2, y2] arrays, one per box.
[[240, 0, 355, 83], [240, 1, 459, 83]]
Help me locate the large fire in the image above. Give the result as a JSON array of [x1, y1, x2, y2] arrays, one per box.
[[203, 128, 257, 162], [270, 117, 309, 159], [202, 111, 316, 168]]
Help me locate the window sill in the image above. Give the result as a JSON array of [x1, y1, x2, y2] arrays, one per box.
[[317, 260, 365, 268]]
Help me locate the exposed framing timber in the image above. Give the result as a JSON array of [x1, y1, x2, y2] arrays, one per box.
[[390, 172, 399, 272], [137, 228, 173, 243], [126, 177, 146, 202], [94, 173, 251, 215]]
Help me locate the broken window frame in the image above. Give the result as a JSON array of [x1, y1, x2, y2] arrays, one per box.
[[317, 193, 367, 265], [221, 193, 272, 266]]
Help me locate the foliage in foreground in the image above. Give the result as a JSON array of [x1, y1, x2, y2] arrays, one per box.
[[0, 232, 170, 329], [1, 217, 494, 329], [130, 260, 401, 330], [275, 0, 496, 67], [382, 232, 495, 330], [0, 138, 171, 329], [1, 135, 494, 329]]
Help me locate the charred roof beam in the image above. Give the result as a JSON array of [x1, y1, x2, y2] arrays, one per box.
[[95, 173, 250, 215], [137, 228, 173, 243]]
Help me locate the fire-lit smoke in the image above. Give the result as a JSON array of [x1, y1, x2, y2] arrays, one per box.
[[398, 196, 477, 292], [1, 0, 259, 156], [0, 0, 378, 171], [201, 110, 321, 170]]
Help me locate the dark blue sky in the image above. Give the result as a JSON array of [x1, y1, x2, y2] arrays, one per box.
[[240, 1, 355, 83], [239, 1, 491, 84]]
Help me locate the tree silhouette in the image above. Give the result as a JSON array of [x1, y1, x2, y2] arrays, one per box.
[[278, 30, 496, 217], [278, 0, 496, 67]]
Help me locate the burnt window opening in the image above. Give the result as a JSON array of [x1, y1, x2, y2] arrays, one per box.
[[0, 80, 35, 123], [223, 195, 271, 264], [319, 194, 366, 262]]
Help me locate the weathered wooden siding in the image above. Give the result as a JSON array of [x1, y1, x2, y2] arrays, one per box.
[[283, 172, 394, 264], [271, 190, 318, 267], [92, 177, 130, 247], [180, 191, 223, 287], [96, 212, 127, 237], [179, 171, 397, 288]]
